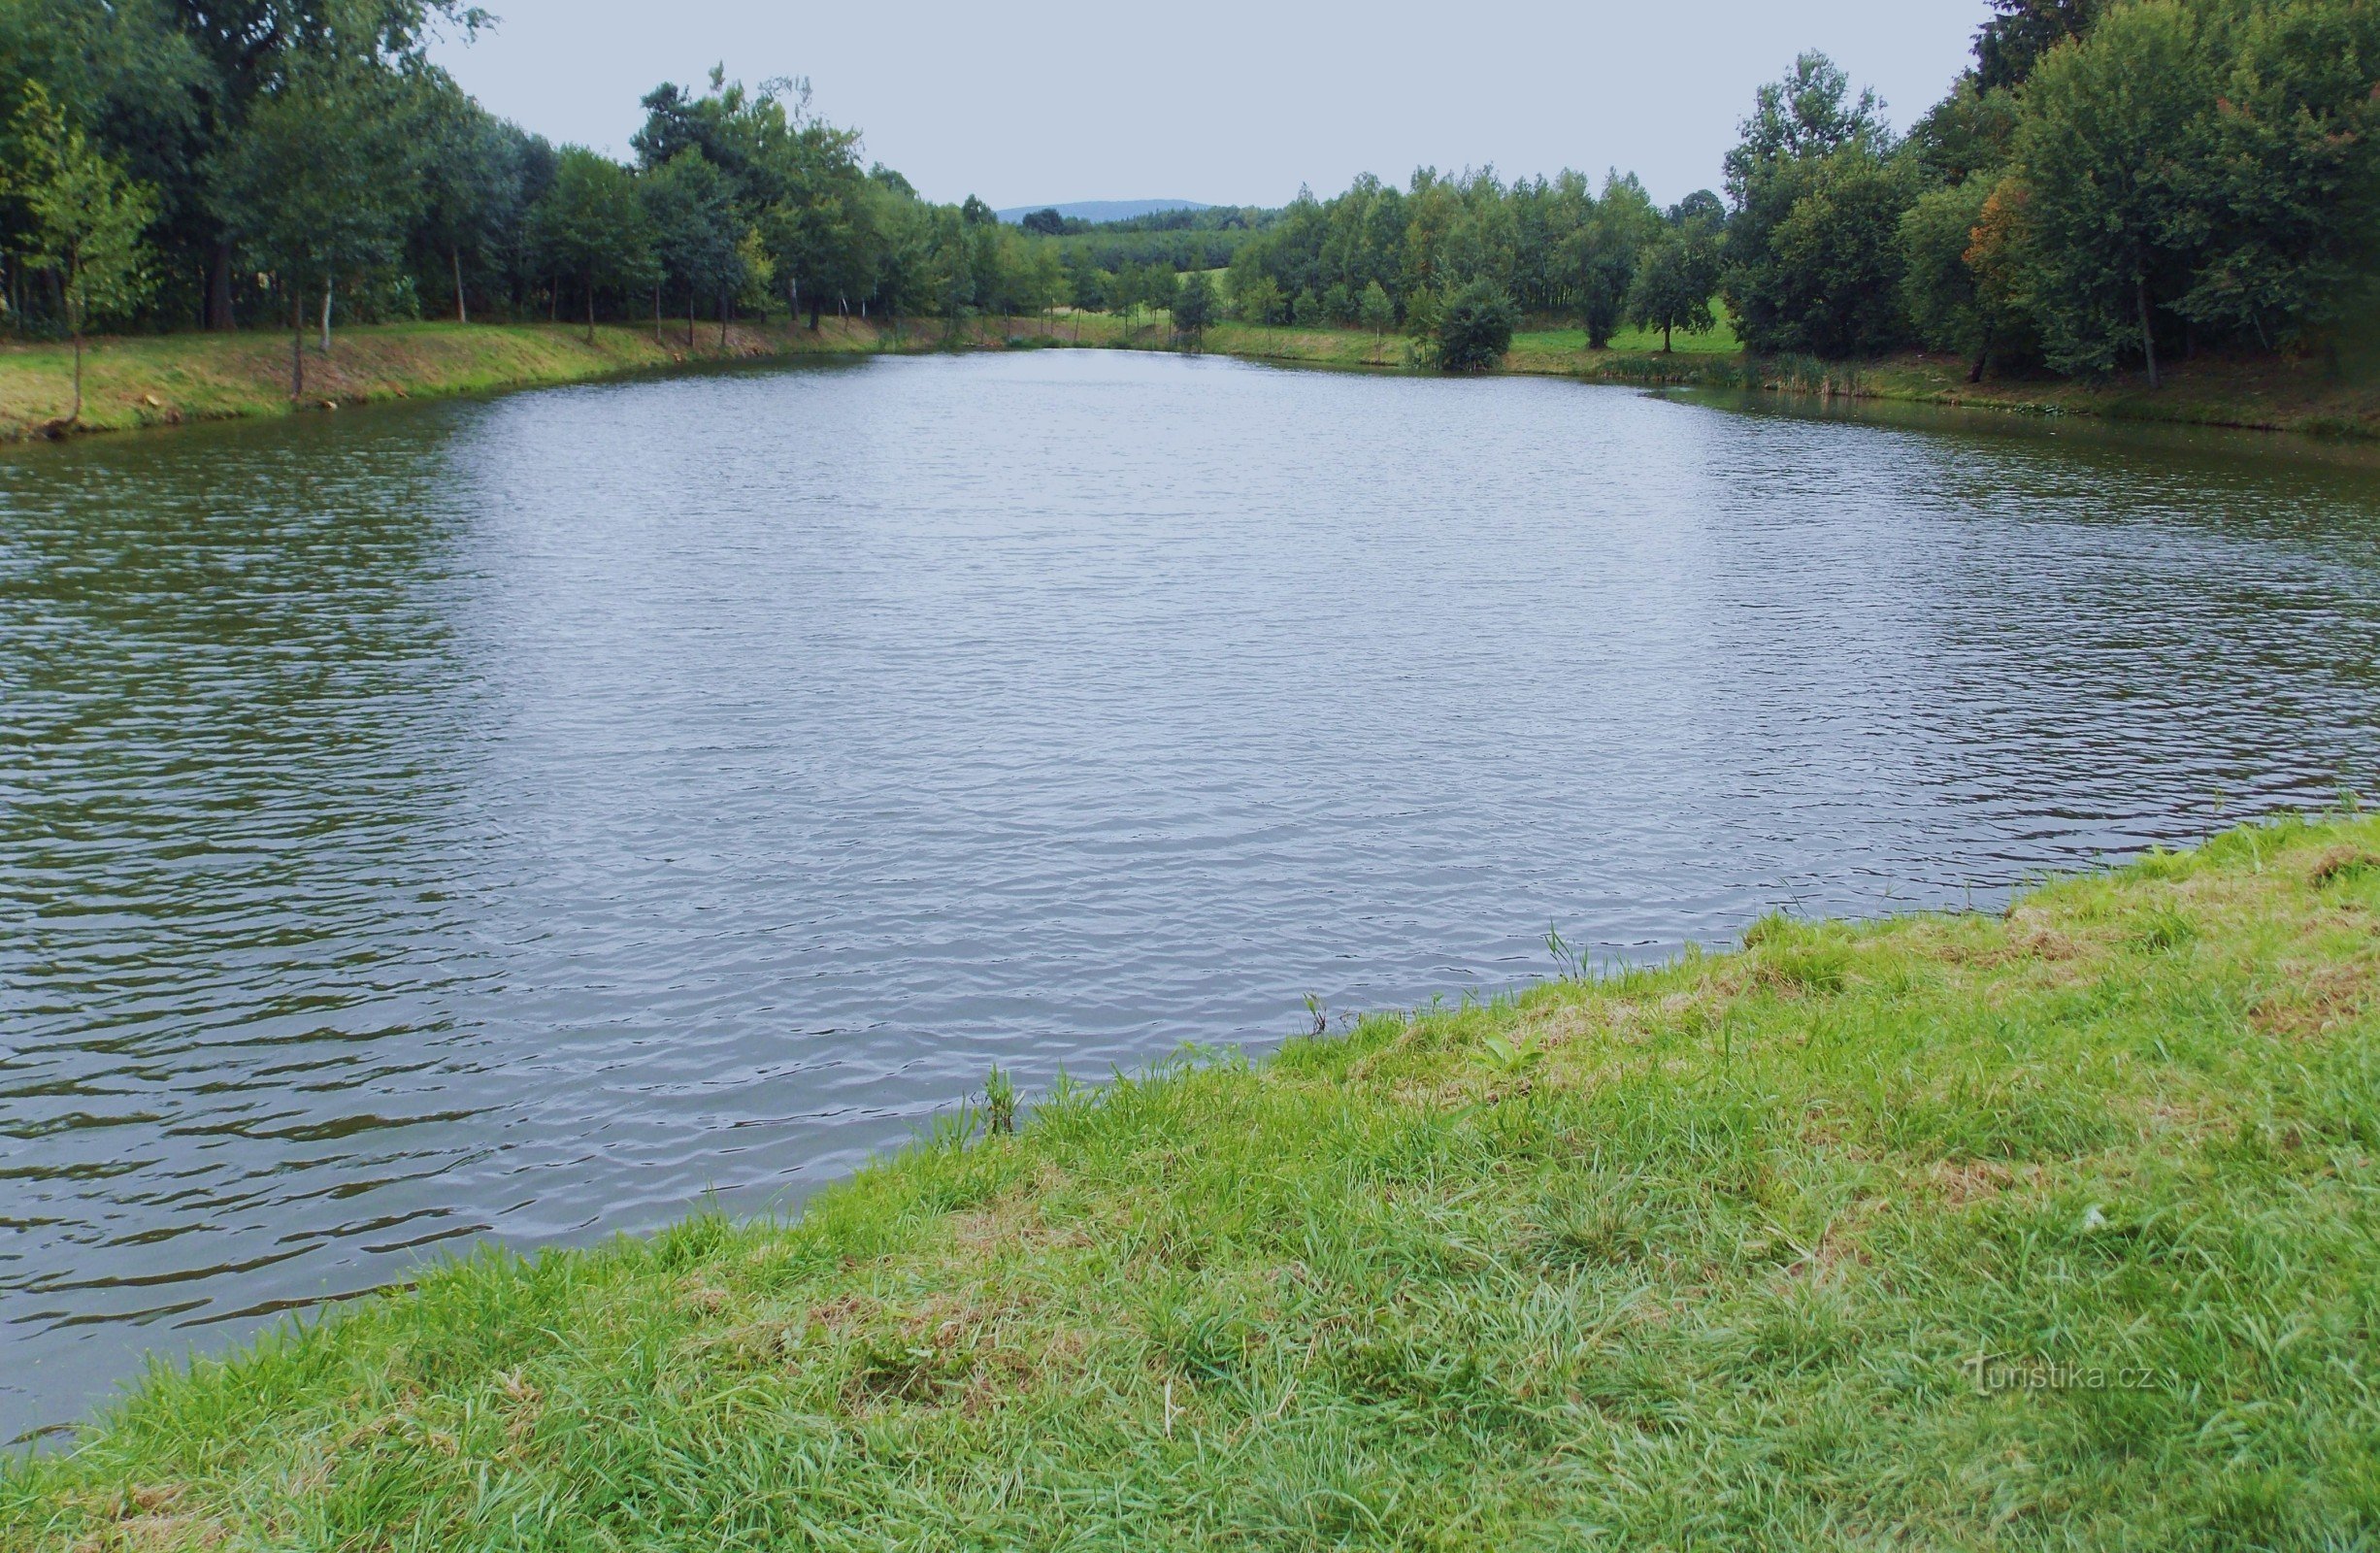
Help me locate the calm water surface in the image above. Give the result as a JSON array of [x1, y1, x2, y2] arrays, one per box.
[[5, 351, 2379, 1436]]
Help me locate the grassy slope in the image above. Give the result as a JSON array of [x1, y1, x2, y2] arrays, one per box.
[[0, 316, 929, 440], [11, 311, 2375, 443], [1086, 314, 2380, 436], [7, 815, 2378, 1550]]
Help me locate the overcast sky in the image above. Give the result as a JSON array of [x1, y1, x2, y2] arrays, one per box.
[[428, 2, 1991, 211]]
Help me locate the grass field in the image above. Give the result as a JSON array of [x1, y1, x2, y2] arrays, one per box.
[[8, 813, 2378, 1549]]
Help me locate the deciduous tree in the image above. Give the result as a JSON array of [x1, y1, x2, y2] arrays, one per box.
[[7, 83, 158, 421]]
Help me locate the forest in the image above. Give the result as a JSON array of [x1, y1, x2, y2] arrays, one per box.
[[2, 0, 2375, 389]]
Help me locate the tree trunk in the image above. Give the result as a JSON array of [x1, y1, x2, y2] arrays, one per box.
[[453, 248, 469, 325], [319, 278, 333, 355], [2135, 275, 2160, 390], [585, 277, 596, 345], [653, 281, 663, 344], [688, 288, 696, 349], [208, 240, 236, 331], [719, 288, 728, 349], [290, 291, 305, 401], [70, 313, 83, 424], [808, 293, 821, 331], [1967, 323, 1993, 384], [1663, 321, 1673, 352]]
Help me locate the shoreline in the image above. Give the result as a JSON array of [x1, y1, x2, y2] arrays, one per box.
[[6, 812, 2377, 1544], [7, 314, 2375, 446]]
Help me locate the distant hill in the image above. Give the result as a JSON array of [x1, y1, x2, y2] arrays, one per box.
[[995, 200, 1213, 226]]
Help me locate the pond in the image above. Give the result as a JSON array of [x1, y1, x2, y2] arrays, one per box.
[[6, 349, 2378, 1437]]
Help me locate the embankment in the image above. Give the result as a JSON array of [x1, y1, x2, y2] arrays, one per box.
[[0, 315, 977, 441], [7, 313, 2376, 444]]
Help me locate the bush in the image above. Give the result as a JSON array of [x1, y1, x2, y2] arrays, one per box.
[[1435, 280, 1516, 372]]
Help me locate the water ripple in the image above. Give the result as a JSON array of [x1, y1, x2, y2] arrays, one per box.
[[4, 351, 2378, 1435]]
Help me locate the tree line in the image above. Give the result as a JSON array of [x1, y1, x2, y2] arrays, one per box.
[[1219, 0, 2376, 376], [3, 0, 2374, 410], [0, 1, 1088, 413]]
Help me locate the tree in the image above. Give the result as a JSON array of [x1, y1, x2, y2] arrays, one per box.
[[1435, 279, 1514, 371], [2002, 2, 2206, 383], [0, 0, 203, 331], [414, 81, 520, 325], [1625, 222, 1721, 351], [1762, 147, 1919, 357], [1357, 279, 1394, 342], [1019, 207, 1065, 236], [1238, 273, 1281, 329], [1974, 0, 2105, 91], [209, 52, 423, 392], [1170, 269, 1218, 346], [530, 146, 656, 344], [643, 148, 740, 345], [1899, 178, 2025, 380], [1722, 52, 1911, 358], [1723, 51, 1885, 195], [7, 83, 157, 421], [1561, 172, 1661, 348], [1404, 283, 1442, 347], [1019, 240, 1065, 332], [173, 1, 486, 329], [2170, 0, 2380, 355]]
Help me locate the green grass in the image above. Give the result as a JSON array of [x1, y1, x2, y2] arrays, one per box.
[[14, 308, 2372, 445], [0, 315, 961, 441], [9, 814, 2380, 1549]]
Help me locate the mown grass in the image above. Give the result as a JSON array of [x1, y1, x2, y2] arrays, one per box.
[[13, 309, 2374, 446], [7, 815, 2379, 1549], [0, 315, 996, 441]]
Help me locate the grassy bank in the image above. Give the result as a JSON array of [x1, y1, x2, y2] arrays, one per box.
[[0, 315, 1009, 441], [7, 814, 2378, 1548], [1812, 351, 2380, 439], [11, 311, 2375, 444]]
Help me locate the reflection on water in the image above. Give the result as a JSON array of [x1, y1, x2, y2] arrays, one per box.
[[4, 351, 2378, 1437]]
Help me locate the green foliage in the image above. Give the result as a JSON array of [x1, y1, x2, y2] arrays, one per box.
[[1562, 171, 1662, 347], [1403, 283, 1442, 347], [1723, 53, 1914, 358], [1235, 272, 1280, 327], [4, 0, 2371, 398], [1170, 269, 1219, 344], [2002, 2, 2209, 380], [1435, 279, 1515, 371], [1908, 76, 2022, 188], [1975, 0, 2107, 90], [529, 146, 657, 339], [1625, 218, 1723, 351], [1898, 178, 2016, 374], [640, 148, 742, 328], [207, 50, 425, 344], [2169, 0, 2380, 349], [5, 82, 157, 417]]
